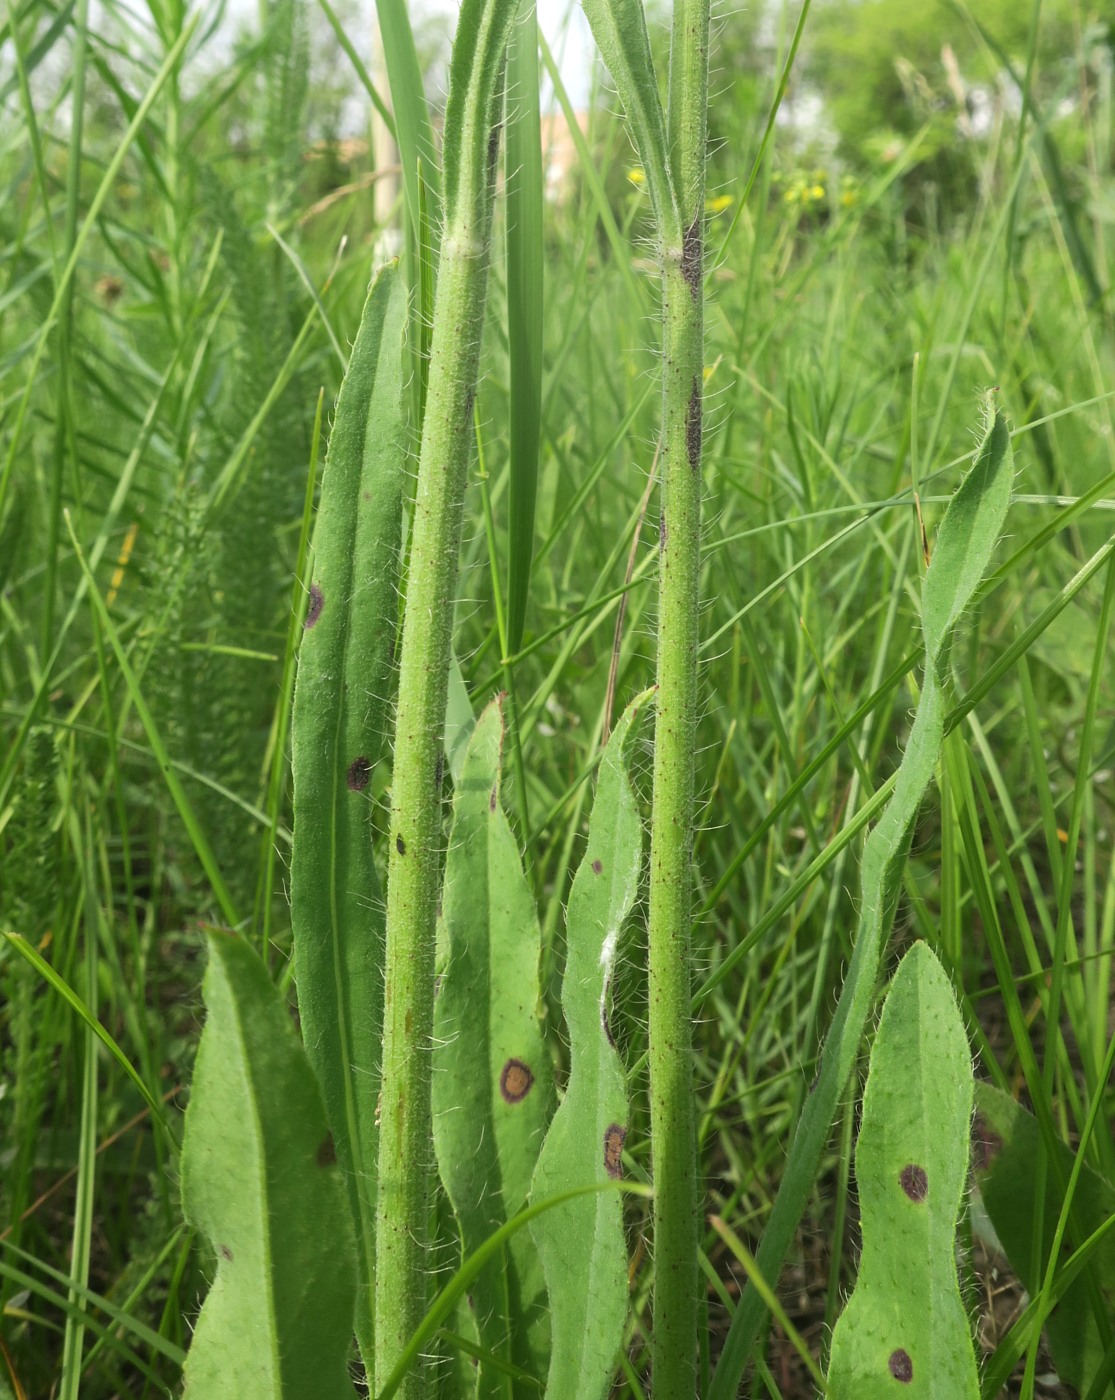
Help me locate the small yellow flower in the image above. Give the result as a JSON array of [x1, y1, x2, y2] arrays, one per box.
[[809, 184, 825, 201], [627, 167, 645, 186], [841, 189, 857, 207], [705, 194, 733, 214]]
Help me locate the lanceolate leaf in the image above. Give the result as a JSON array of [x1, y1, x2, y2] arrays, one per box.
[[530, 689, 653, 1400], [181, 933, 357, 1399], [973, 1083, 1115, 1398], [827, 942, 977, 1398], [432, 696, 554, 1397], [710, 403, 1014, 1398], [579, 0, 678, 238], [290, 260, 407, 1361]]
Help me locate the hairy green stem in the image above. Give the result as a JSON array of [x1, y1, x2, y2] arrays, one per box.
[[374, 5, 516, 1385], [647, 0, 709, 1388]]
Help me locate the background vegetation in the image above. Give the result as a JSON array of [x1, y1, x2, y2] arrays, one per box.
[[1, 0, 1113, 1393]]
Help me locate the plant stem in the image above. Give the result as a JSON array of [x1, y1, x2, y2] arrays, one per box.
[[648, 0, 709, 1388], [374, 35, 511, 1386]]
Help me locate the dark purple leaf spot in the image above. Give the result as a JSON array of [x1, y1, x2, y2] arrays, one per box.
[[219, 1244, 233, 1261], [888, 1349, 913, 1383], [347, 756, 371, 791], [489, 785, 498, 813], [396, 833, 406, 855], [317, 1133, 337, 1167], [592, 859, 603, 875], [900, 1164, 928, 1202], [604, 1123, 627, 1179], [499, 1058, 534, 1104], [304, 584, 324, 628]]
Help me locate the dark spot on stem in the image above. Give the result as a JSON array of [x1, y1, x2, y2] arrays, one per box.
[[347, 756, 371, 791], [604, 1124, 627, 1179], [900, 1164, 928, 1202], [490, 785, 498, 813], [888, 1349, 913, 1383], [499, 1059, 534, 1104], [686, 378, 702, 470], [396, 833, 406, 855], [219, 1244, 233, 1262], [305, 583, 324, 628], [592, 858, 603, 875], [435, 753, 444, 789], [659, 512, 668, 552], [316, 1133, 337, 1167], [682, 213, 702, 298]]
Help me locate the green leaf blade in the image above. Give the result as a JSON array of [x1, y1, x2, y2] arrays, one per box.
[[432, 697, 555, 1396], [922, 405, 1014, 663], [530, 689, 653, 1400], [290, 259, 407, 1360], [181, 933, 357, 1399], [827, 942, 977, 1398]]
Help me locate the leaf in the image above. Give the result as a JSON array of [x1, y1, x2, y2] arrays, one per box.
[[504, 8, 544, 657], [530, 689, 653, 1400], [579, 0, 678, 238], [827, 942, 977, 1398], [290, 259, 407, 1361], [709, 404, 1014, 1398], [432, 696, 555, 1397], [973, 1082, 1115, 1398], [180, 932, 357, 1399]]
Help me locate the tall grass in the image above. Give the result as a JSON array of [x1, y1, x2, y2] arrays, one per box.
[[1, 0, 1114, 1393]]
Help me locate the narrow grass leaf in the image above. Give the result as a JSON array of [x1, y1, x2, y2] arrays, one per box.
[[530, 688, 653, 1400], [709, 403, 1014, 1398], [180, 932, 357, 1398], [827, 942, 977, 1397], [504, 8, 544, 657], [432, 696, 554, 1397], [290, 260, 407, 1364]]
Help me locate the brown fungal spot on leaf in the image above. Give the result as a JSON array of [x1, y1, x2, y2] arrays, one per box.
[[899, 1164, 928, 1202], [971, 1113, 1003, 1171], [396, 833, 406, 855], [219, 1244, 233, 1261], [347, 756, 371, 791], [686, 378, 702, 470], [500, 1058, 534, 1104], [888, 1349, 913, 1383], [603, 1124, 627, 1179], [592, 859, 603, 875], [305, 583, 324, 628], [316, 1133, 337, 1167], [681, 213, 702, 298]]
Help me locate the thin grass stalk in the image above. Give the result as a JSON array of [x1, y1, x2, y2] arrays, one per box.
[[374, 2, 518, 1385], [647, 0, 709, 1387]]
